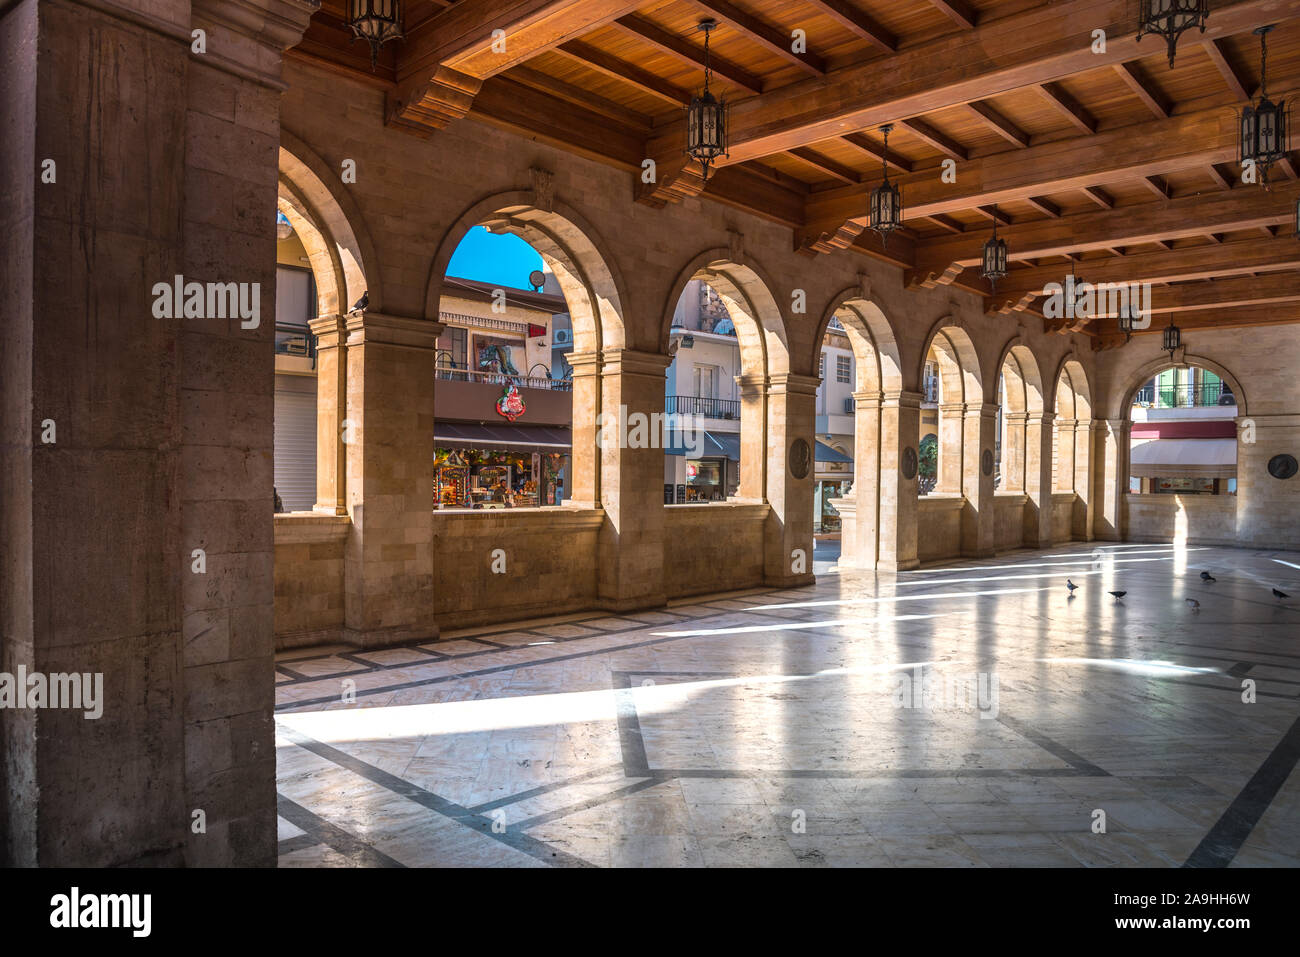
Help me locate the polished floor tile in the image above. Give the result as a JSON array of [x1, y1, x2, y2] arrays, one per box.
[[276, 543, 1300, 867]]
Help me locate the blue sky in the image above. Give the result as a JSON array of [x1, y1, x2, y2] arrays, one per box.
[[446, 225, 544, 289]]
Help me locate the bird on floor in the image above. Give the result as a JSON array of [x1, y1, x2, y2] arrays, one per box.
[[1186, 598, 1200, 611], [1066, 579, 1079, 596], [1109, 591, 1127, 601], [1200, 571, 1216, 582], [351, 290, 369, 312], [1274, 588, 1290, 600]]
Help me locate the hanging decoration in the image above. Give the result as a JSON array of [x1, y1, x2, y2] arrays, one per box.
[[686, 19, 728, 181], [1163, 317, 1182, 361], [869, 124, 903, 247], [980, 204, 1009, 292], [347, 0, 404, 70], [1136, 0, 1209, 69], [1239, 25, 1290, 187]]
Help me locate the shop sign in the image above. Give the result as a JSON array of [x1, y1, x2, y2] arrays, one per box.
[[496, 383, 526, 421]]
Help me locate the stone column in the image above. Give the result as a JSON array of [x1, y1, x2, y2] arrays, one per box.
[[1072, 419, 1094, 540], [565, 350, 600, 509], [1095, 418, 1130, 541], [1, 0, 313, 867], [1055, 419, 1077, 492], [597, 350, 668, 610], [838, 390, 883, 569], [342, 312, 442, 647], [735, 372, 768, 502], [1001, 411, 1028, 491], [936, 401, 965, 493], [1236, 414, 1300, 550], [309, 313, 347, 515], [1024, 411, 1056, 547], [878, 391, 923, 571], [960, 402, 998, 557], [764, 373, 820, 587]]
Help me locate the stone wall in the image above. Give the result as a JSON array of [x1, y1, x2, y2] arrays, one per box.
[[917, 495, 963, 563], [1124, 494, 1239, 546], [663, 504, 768, 597], [274, 514, 348, 648], [995, 494, 1029, 552]]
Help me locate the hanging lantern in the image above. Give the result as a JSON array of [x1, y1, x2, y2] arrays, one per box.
[[980, 204, 1008, 292], [347, 0, 404, 70], [1118, 305, 1135, 343], [869, 124, 903, 247], [685, 19, 728, 182], [1137, 0, 1209, 69], [1240, 26, 1290, 187], [1163, 318, 1182, 360]]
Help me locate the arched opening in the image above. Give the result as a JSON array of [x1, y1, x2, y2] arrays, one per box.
[[1114, 356, 1246, 547], [995, 342, 1044, 495], [921, 325, 981, 499], [274, 140, 377, 515], [812, 291, 903, 569], [1051, 358, 1093, 541], [426, 195, 628, 514], [1128, 362, 1238, 497], [659, 252, 788, 507]]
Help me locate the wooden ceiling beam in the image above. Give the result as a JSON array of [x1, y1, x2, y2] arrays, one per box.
[[1205, 164, 1233, 190], [913, 179, 1300, 283], [554, 40, 692, 105], [508, 66, 653, 128], [803, 0, 896, 54], [1113, 61, 1170, 119], [651, 1, 1289, 167], [1141, 174, 1170, 199], [900, 117, 968, 161], [838, 132, 912, 173], [389, 0, 645, 132], [609, 14, 764, 94], [964, 100, 1029, 148], [1036, 82, 1096, 134], [689, 0, 826, 75], [804, 106, 1237, 228], [1081, 186, 1115, 209], [1024, 196, 1062, 218], [928, 0, 978, 30], [1201, 38, 1250, 102], [788, 147, 861, 184], [926, 214, 966, 234]]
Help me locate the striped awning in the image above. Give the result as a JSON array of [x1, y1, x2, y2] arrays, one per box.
[[1130, 438, 1236, 479]]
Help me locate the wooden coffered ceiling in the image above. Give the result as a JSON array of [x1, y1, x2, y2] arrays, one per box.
[[289, 0, 1300, 347]]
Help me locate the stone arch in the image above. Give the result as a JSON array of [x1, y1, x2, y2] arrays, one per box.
[[659, 248, 790, 377], [660, 249, 791, 503], [918, 319, 983, 495], [1113, 353, 1247, 420], [813, 287, 904, 397], [279, 130, 378, 315], [1050, 357, 1094, 533], [814, 289, 906, 570], [994, 338, 1045, 495], [426, 190, 628, 355]]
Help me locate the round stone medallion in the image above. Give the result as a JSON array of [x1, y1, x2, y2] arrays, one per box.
[[789, 438, 812, 480], [982, 449, 994, 476], [902, 446, 918, 480], [1267, 454, 1298, 480]]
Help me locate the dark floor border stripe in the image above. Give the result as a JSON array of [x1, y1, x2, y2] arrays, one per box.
[[1183, 710, 1300, 868], [511, 778, 664, 831], [276, 833, 320, 855], [467, 764, 626, 814], [996, 714, 1110, 775], [277, 723, 596, 868], [276, 793, 405, 868]]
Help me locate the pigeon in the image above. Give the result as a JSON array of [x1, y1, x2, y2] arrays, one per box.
[[1186, 598, 1200, 611], [1274, 588, 1290, 600], [1109, 590, 1127, 601], [351, 290, 369, 312], [1200, 571, 1216, 582], [1066, 579, 1079, 595]]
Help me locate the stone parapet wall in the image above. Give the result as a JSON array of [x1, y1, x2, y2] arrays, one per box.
[[663, 503, 769, 598]]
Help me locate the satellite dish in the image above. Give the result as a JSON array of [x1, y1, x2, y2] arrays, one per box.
[[528, 269, 546, 291]]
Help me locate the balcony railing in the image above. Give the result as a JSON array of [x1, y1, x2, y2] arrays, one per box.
[[1133, 383, 1235, 408], [435, 359, 572, 392], [666, 395, 740, 420]]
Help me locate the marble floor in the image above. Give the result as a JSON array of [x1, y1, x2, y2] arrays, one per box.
[[275, 542, 1300, 867]]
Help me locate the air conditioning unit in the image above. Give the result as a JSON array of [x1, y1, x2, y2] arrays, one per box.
[[552, 328, 572, 345]]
